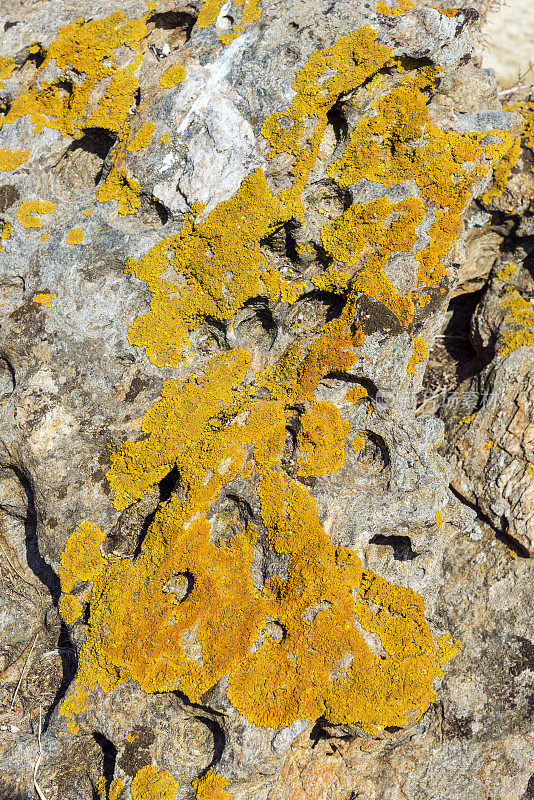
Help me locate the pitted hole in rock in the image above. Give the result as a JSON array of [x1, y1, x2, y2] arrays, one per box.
[[232, 298, 277, 352], [418, 288, 486, 416], [251, 619, 286, 653], [217, 13, 235, 31], [0, 356, 15, 402], [302, 599, 332, 624], [189, 317, 228, 356], [52, 127, 117, 189], [522, 774, 534, 800], [145, 10, 196, 58], [281, 407, 302, 477], [353, 431, 390, 474], [368, 534, 419, 562], [284, 291, 346, 336], [207, 494, 253, 546], [12, 43, 46, 83], [261, 220, 304, 275], [174, 716, 217, 773], [315, 371, 377, 404], [162, 571, 194, 603], [302, 177, 352, 220], [105, 485, 161, 560]]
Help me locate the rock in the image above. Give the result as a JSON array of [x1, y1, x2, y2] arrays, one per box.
[[0, 0, 530, 798]]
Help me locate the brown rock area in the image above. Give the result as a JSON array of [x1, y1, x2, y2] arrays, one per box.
[[0, 1, 532, 799]]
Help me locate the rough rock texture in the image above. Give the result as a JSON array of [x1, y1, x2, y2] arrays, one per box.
[[0, 1, 532, 799]]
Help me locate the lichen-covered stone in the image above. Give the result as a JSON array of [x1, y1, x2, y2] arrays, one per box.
[[0, 1, 528, 798]]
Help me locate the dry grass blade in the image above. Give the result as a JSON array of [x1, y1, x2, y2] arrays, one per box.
[[10, 632, 38, 709], [33, 705, 46, 800]]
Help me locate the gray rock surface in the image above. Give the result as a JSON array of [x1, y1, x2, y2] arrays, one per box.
[[0, 0, 531, 798]]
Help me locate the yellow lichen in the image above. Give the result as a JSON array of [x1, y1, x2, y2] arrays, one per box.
[[65, 227, 85, 245], [1, 221, 11, 240], [407, 337, 428, 375], [435, 510, 443, 529], [160, 132, 170, 143], [159, 65, 186, 89], [352, 432, 366, 452], [484, 440, 494, 450], [58, 521, 107, 594], [0, 147, 31, 171], [496, 262, 516, 281], [345, 386, 368, 404], [0, 55, 15, 81], [376, 0, 416, 13], [296, 401, 351, 477], [498, 329, 534, 356], [109, 779, 124, 800], [66, 719, 79, 735], [17, 200, 55, 229], [131, 766, 179, 800], [196, 0, 261, 43], [32, 293, 56, 307], [460, 414, 476, 425], [0, 13, 146, 143], [193, 770, 233, 800], [96, 167, 141, 215], [128, 122, 157, 151], [59, 594, 83, 625], [55, 23, 508, 783], [435, 634, 461, 666]]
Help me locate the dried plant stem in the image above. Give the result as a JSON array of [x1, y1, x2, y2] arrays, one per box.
[[10, 632, 38, 709]]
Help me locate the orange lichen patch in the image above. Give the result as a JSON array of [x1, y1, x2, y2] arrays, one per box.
[[0, 147, 31, 171], [321, 196, 424, 327], [58, 521, 107, 594], [65, 227, 84, 245], [351, 432, 366, 452], [56, 23, 505, 753], [60, 341, 442, 735], [0, 55, 15, 81], [128, 122, 157, 151], [32, 292, 56, 307], [328, 73, 513, 286], [0, 13, 146, 143], [219, 25, 246, 45], [96, 167, 141, 215], [407, 337, 428, 374], [1, 221, 11, 240], [193, 770, 233, 799], [376, 0, 416, 13], [499, 329, 534, 356], [109, 779, 124, 800], [345, 386, 368, 403], [160, 132, 170, 143], [480, 136, 521, 204], [125, 169, 297, 367], [479, 102, 534, 203], [500, 290, 534, 328], [297, 401, 351, 477], [66, 719, 79, 735], [17, 200, 55, 229], [497, 262, 516, 281], [131, 766, 179, 800], [59, 594, 83, 625], [435, 509, 443, 529], [262, 27, 393, 214], [159, 65, 186, 89], [497, 291, 534, 354], [436, 633, 462, 666], [196, 0, 261, 32]]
